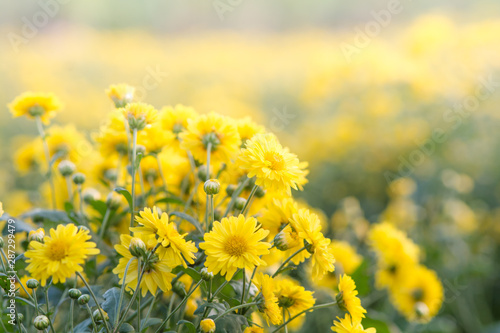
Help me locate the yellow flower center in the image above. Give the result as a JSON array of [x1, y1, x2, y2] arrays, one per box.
[[265, 152, 285, 171], [47, 241, 68, 261], [224, 236, 248, 257]]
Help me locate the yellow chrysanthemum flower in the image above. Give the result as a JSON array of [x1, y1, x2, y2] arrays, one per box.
[[330, 241, 363, 275], [200, 318, 216, 333], [106, 83, 135, 107], [14, 139, 41, 174], [25, 224, 100, 286], [200, 215, 270, 280], [368, 222, 420, 263], [289, 209, 335, 278], [331, 314, 376, 333], [260, 198, 298, 238], [131, 207, 197, 268], [8, 92, 62, 124], [113, 233, 176, 297], [244, 326, 264, 333], [180, 112, 241, 168], [236, 116, 265, 145], [390, 265, 443, 323], [239, 133, 308, 196], [276, 278, 315, 325], [160, 104, 198, 134], [253, 273, 282, 325], [121, 102, 158, 131], [336, 275, 367, 323], [0, 202, 3, 216], [138, 123, 175, 154]]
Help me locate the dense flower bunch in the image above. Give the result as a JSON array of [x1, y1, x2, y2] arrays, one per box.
[[0, 85, 445, 333]]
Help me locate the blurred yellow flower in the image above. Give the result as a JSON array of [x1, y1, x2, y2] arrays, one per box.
[[8, 92, 62, 124]]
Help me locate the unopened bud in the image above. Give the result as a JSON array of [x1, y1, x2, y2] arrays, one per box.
[[200, 318, 216, 333], [28, 228, 45, 244], [129, 237, 147, 258], [77, 294, 90, 305], [83, 188, 101, 204], [274, 231, 289, 251], [72, 172, 86, 185], [197, 165, 208, 181], [255, 186, 266, 198], [415, 302, 429, 318], [33, 315, 50, 330], [234, 197, 246, 211], [58, 160, 76, 177], [172, 281, 187, 298], [26, 279, 39, 289], [201, 268, 214, 281], [204, 179, 220, 195], [136, 145, 146, 155], [226, 184, 236, 196], [106, 192, 121, 209], [93, 309, 109, 322], [69, 288, 82, 300]]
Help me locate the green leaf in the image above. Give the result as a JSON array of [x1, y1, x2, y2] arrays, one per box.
[[362, 317, 390, 333], [118, 323, 135, 332], [74, 318, 93, 333], [134, 152, 144, 170], [114, 187, 133, 212], [88, 199, 109, 217], [194, 302, 227, 315], [351, 259, 370, 296], [177, 320, 196, 333], [101, 287, 122, 324], [155, 196, 185, 206], [64, 201, 75, 214], [141, 317, 163, 329], [169, 211, 204, 234], [214, 314, 247, 333], [179, 267, 202, 282], [21, 209, 72, 224]]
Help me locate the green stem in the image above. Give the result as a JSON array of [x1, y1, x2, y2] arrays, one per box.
[[65, 176, 73, 203], [283, 308, 288, 333], [69, 298, 75, 333], [223, 178, 250, 217], [85, 304, 99, 332], [115, 257, 135, 327], [240, 184, 258, 216], [214, 302, 260, 322], [206, 143, 212, 181], [130, 128, 138, 232], [33, 289, 39, 316], [115, 244, 160, 333], [155, 280, 203, 333], [99, 207, 112, 239], [155, 154, 167, 191], [142, 292, 158, 333], [271, 302, 337, 333], [239, 268, 246, 313], [36, 116, 56, 209], [44, 283, 56, 333], [137, 258, 141, 332], [76, 272, 111, 333], [272, 246, 306, 278]]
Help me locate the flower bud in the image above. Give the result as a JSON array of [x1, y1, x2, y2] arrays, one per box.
[[69, 288, 82, 300], [204, 179, 220, 195], [415, 302, 429, 319], [255, 186, 266, 198], [200, 318, 216, 333], [26, 279, 39, 289], [33, 315, 50, 330], [0, 237, 3, 248], [93, 309, 109, 322], [172, 280, 187, 298], [77, 294, 90, 305], [234, 197, 246, 211], [106, 84, 135, 108], [106, 192, 122, 209], [201, 268, 214, 281], [104, 168, 118, 182], [58, 160, 76, 177], [17, 313, 24, 323], [336, 291, 347, 312], [83, 188, 101, 204], [197, 165, 208, 181], [213, 209, 222, 222], [274, 231, 289, 251], [77, 225, 90, 233], [28, 228, 45, 244], [72, 172, 86, 185], [129, 237, 147, 258], [136, 144, 146, 155], [226, 184, 236, 196]]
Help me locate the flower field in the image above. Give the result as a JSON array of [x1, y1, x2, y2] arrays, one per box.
[[1, 9, 500, 333]]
